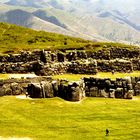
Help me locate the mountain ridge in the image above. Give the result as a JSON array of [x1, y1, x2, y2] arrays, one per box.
[[0, 0, 140, 45]]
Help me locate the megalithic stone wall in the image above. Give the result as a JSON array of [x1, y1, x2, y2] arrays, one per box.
[[26, 79, 85, 101], [84, 77, 135, 99], [97, 59, 133, 72], [67, 59, 97, 74], [0, 61, 45, 74], [0, 48, 140, 75], [2, 76, 140, 101]]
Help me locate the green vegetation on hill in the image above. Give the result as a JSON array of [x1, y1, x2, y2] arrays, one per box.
[[0, 96, 140, 139], [0, 22, 138, 54], [0, 22, 90, 53]]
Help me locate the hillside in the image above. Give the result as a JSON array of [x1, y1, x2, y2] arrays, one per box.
[[0, 22, 138, 54], [0, 22, 92, 53]]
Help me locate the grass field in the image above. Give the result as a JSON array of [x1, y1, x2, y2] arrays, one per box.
[[1, 71, 140, 81], [0, 96, 140, 140], [53, 71, 140, 81]]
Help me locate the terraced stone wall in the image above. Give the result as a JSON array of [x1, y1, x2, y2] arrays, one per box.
[[0, 48, 140, 75]]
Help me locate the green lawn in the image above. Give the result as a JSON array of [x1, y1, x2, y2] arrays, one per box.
[[1, 71, 140, 81], [0, 74, 8, 80], [53, 71, 140, 81], [0, 96, 140, 139]]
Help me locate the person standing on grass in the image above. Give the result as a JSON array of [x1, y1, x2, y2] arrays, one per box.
[[106, 128, 109, 136]]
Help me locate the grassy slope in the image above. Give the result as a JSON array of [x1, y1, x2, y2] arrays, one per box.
[[0, 22, 138, 54], [0, 96, 140, 139], [0, 22, 90, 53]]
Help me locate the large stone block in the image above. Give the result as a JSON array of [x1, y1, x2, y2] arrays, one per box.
[[115, 88, 124, 98], [124, 90, 134, 99], [58, 80, 85, 101], [100, 89, 109, 98], [134, 81, 140, 95], [11, 82, 23, 95], [88, 87, 98, 97], [41, 81, 54, 98], [27, 83, 42, 98], [109, 89, 115, 98], [1, 84, 12, 95]]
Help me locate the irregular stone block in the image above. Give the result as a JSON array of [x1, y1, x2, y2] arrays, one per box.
[[124, 90, 134, 99], [115, 88, 124, 98]]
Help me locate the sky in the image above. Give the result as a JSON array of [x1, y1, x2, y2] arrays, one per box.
[[0, 0, 9, 2], [0, 0, 139, 10]]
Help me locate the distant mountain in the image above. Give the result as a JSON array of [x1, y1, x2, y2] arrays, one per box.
[[5, 0, 49, 8], [32, 10, 67, 29], [0, 9, 97, 40], [0, 0, 140, 45], [0, 9, 71, 34]]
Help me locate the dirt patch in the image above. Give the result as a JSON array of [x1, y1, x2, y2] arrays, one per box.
[[0, 137, 32, 140], [65, 97, 87, 104], [9, 74, 37, 79], [16, 95, 32, 100], [132, 97, 139, 101]]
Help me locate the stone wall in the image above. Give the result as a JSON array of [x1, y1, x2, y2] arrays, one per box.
[[87, 48, 140, 60], [0, 48, 140, 75], [0, 61, 45, 74], [110, 48, 140, 59], [0, 48, 140, 63], [84, 77, 135, 99], [0, 58, 135, 74], [67, 59, 97, 74], [97, 59, 133, 72], [0, 50, 41, 62], [1, 76, 140, 101], [0, 77, 85, 101]]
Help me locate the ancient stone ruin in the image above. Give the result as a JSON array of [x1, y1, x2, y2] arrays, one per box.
[[0, 47, 140, 75], [1, 47, 140, 101], [1, 75, 140, 101]]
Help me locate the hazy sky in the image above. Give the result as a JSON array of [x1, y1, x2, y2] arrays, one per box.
[[0, 0, 139, 10], [0, 0, 9, 2]]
